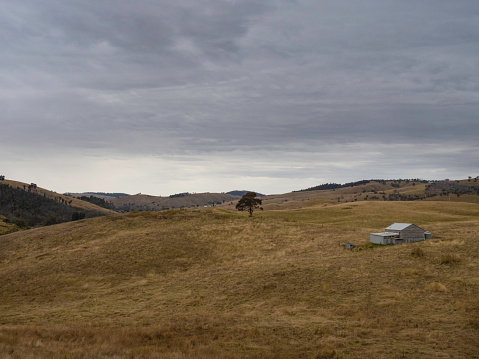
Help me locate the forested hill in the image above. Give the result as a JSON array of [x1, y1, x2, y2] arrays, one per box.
[[65, 192, 129, 200], [0, 179, 113, 231], [295, 179, 429, 192]]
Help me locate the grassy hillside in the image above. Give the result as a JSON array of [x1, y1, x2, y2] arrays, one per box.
[[1, 201, 478, 358], [0, 179, 115, 234], [217, 179, 479, 212], [0, 215, 22, 236], [2, 179, 114, 214], [69, 179, 479, 214], [110, 192, 240, 212]]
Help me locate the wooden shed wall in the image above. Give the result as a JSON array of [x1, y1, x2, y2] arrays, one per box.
[[399, 225, 425, 240]]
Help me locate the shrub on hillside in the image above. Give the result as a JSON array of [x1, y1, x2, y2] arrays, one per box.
[[71, 212, 86, 221], [13, 219, 28, 228], [426, 282, 448, 292], [411, 247, 425, 257], [440, 254, 461, 265]]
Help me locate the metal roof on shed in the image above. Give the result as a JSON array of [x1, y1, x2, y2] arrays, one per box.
[[370, 232, 400, 237], [385, 223, 412, 230]]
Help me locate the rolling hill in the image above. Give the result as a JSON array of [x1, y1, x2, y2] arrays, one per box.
[[0, 214, 18, 236], [1, 200, 478, 358], [66, 179, 479, 214], [2, 179, 114, 214], [0, 179, 115, 234], [218, 179, 479, 212], [65, 192, 130, 200], [106, 192, 241, 212]]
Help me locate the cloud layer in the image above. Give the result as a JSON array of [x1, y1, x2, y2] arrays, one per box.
[[1, 0, 478, 194]]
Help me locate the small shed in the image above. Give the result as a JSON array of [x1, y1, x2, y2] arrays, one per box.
[[370, 223, 429, 245], [369, 232, 399, 245]]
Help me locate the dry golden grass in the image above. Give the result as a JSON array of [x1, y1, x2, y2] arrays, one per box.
[[0, 215, 29, 236], [220, 180, 479, 214], [0, 218, 20, 236], [220, 180, 479, 212], [1, 201, 479, 358], [109, 192, 239, 211]]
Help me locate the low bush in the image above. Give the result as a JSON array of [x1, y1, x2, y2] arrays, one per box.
[[440, 254, 461, 265], [411, 247, 425, 257]]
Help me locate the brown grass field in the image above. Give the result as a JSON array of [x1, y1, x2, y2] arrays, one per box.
[[108, 192, 240, 211], [220, 180, 479, 211], [1, 200, 479, 358]]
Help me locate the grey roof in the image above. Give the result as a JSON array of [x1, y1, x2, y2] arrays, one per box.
[[370, 232, 400, 237], [385, 223, 413, 230]]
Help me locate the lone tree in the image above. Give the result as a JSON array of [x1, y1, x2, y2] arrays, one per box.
[[236, 192, 262, 217]]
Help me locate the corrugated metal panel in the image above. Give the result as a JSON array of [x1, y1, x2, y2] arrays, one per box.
[[370, 232, 399, 237], [385, 223, 412, 230], [370, 234, 387, 244]]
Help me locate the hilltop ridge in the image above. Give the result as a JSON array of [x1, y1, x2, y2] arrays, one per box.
[[0, 178, 114, 234], [109, 192, 241, 212], [2, 176, 478, 225], [1, 179, 114, 214], [221, 178, 479, 211]]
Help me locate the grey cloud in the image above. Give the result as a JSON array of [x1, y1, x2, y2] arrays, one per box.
[[3, 1, 271, 60], [1, 0, 273, 92], [1, 0, 478, 193]]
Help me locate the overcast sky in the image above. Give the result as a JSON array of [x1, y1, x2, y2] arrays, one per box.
[[1, 0, 478, 195]]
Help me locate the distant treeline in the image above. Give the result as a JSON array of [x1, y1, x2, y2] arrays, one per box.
[[65, 192, 129, 198], [296, 180, 371, 192], [372, 179, 429, 186], [91, 192, 129, 197], [227, 191, 264, 197], [114, 201, 226, 213], [0, 183, 105, 229], [169, 192, 190, 198], [296, 179, 429, 192], [78, 195, 114, 210], [425, 181, 479, 197], [385, 191, 425, 201], [368, 181, 478, 202]]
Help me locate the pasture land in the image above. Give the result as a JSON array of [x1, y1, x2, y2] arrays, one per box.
[[1, 201, 478, 358]]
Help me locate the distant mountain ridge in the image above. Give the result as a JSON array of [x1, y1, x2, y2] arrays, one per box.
[[67, 191, 264, 212], [3, 176, 478, 225], [295, 179, 430, 192], [226, 190, 264, 197], [109, 192, 241, 212], [65, 192, 129, 200]]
